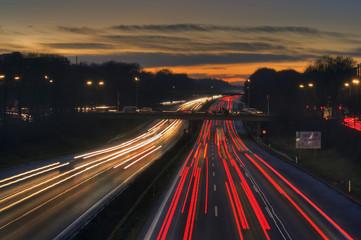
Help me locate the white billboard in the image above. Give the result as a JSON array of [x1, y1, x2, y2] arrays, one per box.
[[296, 131, 321, 149]]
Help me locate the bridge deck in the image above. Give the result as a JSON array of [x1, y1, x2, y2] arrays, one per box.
[[82, 111, 272, 121]]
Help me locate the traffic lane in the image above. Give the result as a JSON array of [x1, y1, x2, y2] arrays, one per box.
[[0, 121, 184, 223], [149, 121, 274, 240], [219, 123, 330, 239], [234, 120, 361, 239], [0, 150, 164, 240], [234, 151, 325, 239], [0, 119, 183, 239]]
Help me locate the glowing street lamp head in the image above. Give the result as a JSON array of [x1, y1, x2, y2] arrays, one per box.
[[345, 83, 350, 87], [98, 81, 104, 86], [0, 75, 5, 79], [14, 76, 20, 80], [352, 79, 360, 85], [308, 83, 314, 87], [134, 77, 139, 82], [44, 75, 49, 79], [86, 80, 93, 86], [49, 79, 54, 83], [299, 84, 305, 88]]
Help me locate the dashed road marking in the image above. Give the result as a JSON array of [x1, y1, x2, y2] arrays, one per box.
[[215, 205, 218, 217], [214, 184, 217, 191], [212, 163, 214, 167], [213, 171, 215, 177]]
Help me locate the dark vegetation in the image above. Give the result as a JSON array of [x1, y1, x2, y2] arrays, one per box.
[[0, 114, 148, 169], [0, 52, 236, 168], [245, 55, 361, 202]]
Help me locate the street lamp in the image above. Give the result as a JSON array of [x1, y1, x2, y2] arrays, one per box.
[[308, 83, 314, 87], [247, 79, 251, 107], [353, 79, 360, 117], [86, 80, 93, 86], [135, 77, 140, 108], [98, 81, 104, 86], [299, 84, 305, 88]]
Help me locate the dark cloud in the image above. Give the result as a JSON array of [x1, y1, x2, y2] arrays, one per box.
[[44, 43, 113, 49], [102, 35, 285, 52], [111, 24, 346, 38], [57, 26, 100, 35], [105, 35, 189, 43], [75, 52, 314, 67]]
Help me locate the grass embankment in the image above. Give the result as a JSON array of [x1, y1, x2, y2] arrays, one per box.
[[74, 122, 201, 240], [257, 118, 361, 204], [0, 114, 148, 170]]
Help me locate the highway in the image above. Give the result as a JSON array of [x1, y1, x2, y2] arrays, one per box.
[[142, 96, 358, 240], [0, 97, 211, 240]]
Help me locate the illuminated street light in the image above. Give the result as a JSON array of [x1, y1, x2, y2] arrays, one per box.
[[49, 79, 54, 83], [98, 81, 104, 86], [299, 84, 305, 88], [14, 76, 20, 80], [0, 75, 5, 79], [308, 83, 314, 87], [135, 77, 140, 108], [345, 83, 350, 87], [86, 80, 93, 86], [352, 79, 360, 85], [44, 75, 49, 79]]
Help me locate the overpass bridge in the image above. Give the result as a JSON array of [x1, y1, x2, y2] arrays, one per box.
[[81, 111, 272, 122]]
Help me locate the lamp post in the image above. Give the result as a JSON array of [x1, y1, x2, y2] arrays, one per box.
[[135, 77, 140, 108], [247, 79, 250, 107], [0, 75, 6, 124], [352, 79, 360, 118]]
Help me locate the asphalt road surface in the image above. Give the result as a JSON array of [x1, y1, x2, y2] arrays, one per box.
[[141, 96, 359, 240], [0, 97, 211, 240]]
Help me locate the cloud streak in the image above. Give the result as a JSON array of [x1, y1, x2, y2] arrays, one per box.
[[44, 43, 113, 49], [111, 24, 347, 38], [79, 52, 314, 68]]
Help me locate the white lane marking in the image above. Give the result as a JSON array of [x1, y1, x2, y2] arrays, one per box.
[[214, 184, 217, 191], [213, 171, 215, 177], [212, 163, 214, 167], [215, 205, 218, 217]]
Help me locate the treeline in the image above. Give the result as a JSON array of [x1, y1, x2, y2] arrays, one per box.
[[244, 56, 358, 121], [0, 52, 234, 123]]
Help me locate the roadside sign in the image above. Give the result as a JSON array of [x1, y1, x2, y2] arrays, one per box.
[[296, 131, 321, 149]]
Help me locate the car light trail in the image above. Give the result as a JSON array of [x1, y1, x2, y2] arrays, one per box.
[[183, 168, 201, 240], [225, 182, 244, 240], [0, 162, 69, 189], [113, 146, 156, 169], [244, 153, 328, 240], [205, 156, 208, 214], [0, 162, 61, 184], [157, 167, 190, 240], [253, 153, 354, 240], [124, 146, 162, 169], [222, 158, 248, 229]]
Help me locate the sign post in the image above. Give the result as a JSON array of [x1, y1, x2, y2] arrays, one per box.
[[296, 131, 321, 159]]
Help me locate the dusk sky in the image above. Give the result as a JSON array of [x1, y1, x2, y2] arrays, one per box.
[[1, 0, 361, 82]]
